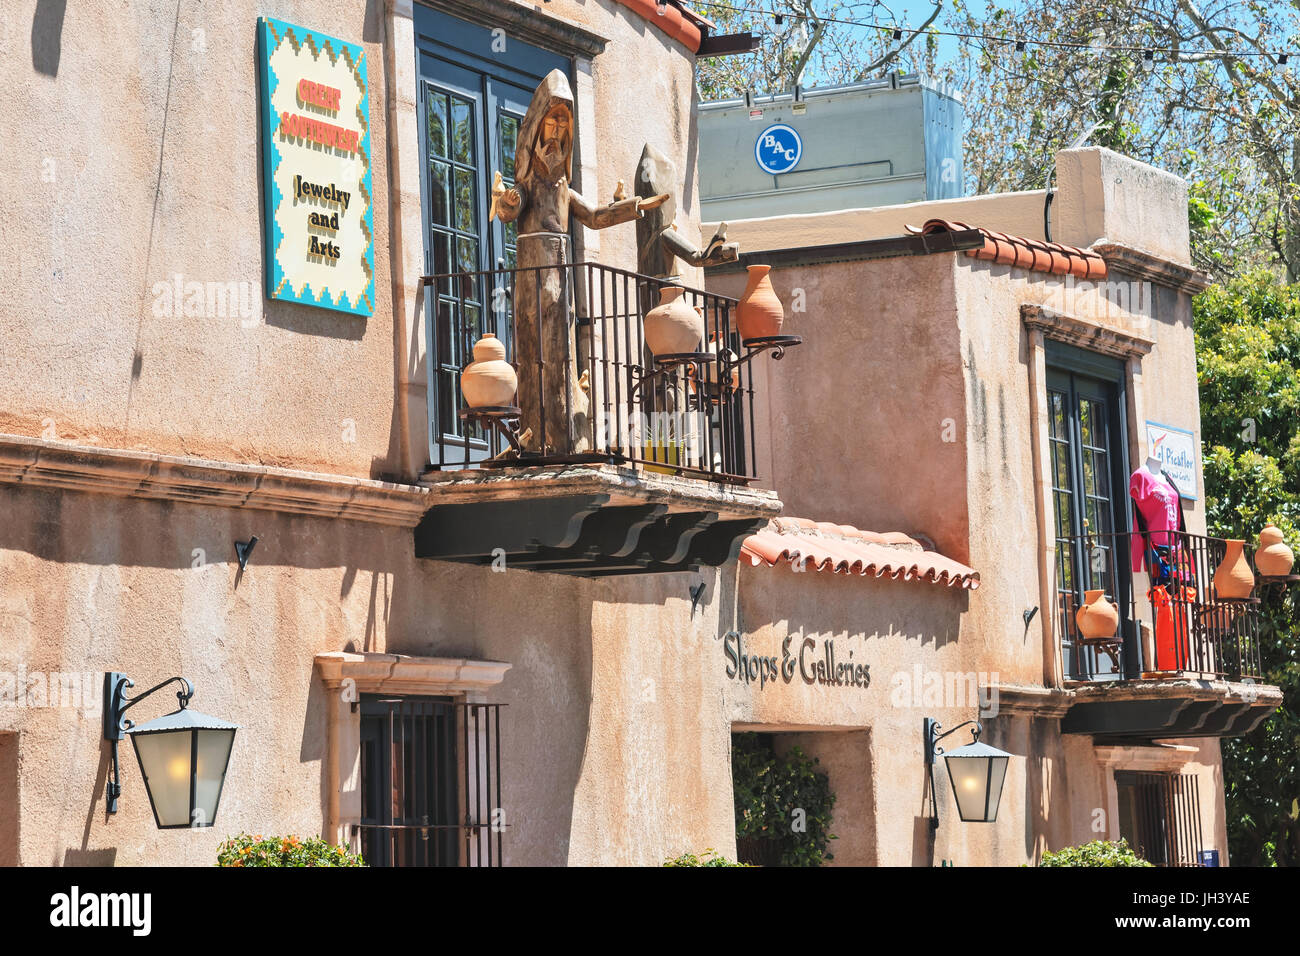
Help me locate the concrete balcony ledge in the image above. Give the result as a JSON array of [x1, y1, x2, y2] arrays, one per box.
[[420, 461, 782, 521], [1062, 677, 1281, 741], [416, 463, 783, 576], [986, 680, 1281, 742]]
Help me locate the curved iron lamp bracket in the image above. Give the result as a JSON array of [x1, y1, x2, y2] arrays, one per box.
[[924, 717, 983, 835], [102, 672, 195, 814]]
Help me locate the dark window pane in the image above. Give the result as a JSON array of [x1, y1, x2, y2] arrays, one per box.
[[464, 302, 482, 343], [454, 167, 476, 233], [438, 374, 457, 437], [436, 299, 453, 366], [431, 232, 451, 293], [427, 90, 449, 159], [457, 238, 478, 281], [499, 113, 520, 180], [429, 161, 451, 227], [1050, 391, 1066, 438], [452, 98, 473, 164]]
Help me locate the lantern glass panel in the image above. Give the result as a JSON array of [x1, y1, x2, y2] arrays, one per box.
[[131, 730, 193, 827], [945, 742, 1010, 822], [194, 728, 236, 826]]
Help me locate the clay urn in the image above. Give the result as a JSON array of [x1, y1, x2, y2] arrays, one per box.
[[1075, 589, 1119, 640], [460, 333, 517, 408], [736, 264, 784, 342], [644, 285, 703, 357], [1255, 523, 1295, 576], [1213, 539, 1255, 599]]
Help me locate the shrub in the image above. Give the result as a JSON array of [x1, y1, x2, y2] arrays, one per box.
[[663, 849, 751, 867], [1037, 839, 1153, 867], [217, 833, 366, 867], [732, 732, 836, 866]]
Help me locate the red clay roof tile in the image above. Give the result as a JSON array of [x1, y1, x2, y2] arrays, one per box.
[[906, 218, 1107, 280], [740, 518, 980, 590]]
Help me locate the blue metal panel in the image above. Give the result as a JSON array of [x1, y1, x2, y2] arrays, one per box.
[[922, 85, 965, 200]]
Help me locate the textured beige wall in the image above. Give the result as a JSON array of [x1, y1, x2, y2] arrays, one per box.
[[0, 481, 745, 866], [1, 0, 703, 482], [703, 147, 1226, 865]]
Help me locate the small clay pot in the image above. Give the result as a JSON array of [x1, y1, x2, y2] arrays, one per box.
[[1213, 539, 1255, 599], [644, 286, 703, 357], [461, 333, 517, 408], [1255, 523, 1295, 576], [736, 264, 783, 342], [1075, 588, 1119, 640]]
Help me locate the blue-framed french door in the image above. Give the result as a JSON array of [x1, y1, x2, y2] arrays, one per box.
[[415, 6, 571, 467], [1046, 344, 1134, 680]]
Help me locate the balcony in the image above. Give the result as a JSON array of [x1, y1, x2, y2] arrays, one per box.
[[414, 261, 789, 575], [1053, 530, 1281, 740]]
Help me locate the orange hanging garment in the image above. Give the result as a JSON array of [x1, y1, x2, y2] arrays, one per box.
[[1149, 585, 1177, 671]]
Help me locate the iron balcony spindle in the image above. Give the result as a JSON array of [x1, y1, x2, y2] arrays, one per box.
[[422, 261, 778, 483], [1056, 529, 1264, 682]]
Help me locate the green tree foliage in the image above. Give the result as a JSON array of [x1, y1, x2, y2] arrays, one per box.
[[1195, 273, 1300, 866], [731, 732, 836, 866], [1038, 838, 1154, 866], [694, 1, 943, 101], [944, 1, 1300, 282]]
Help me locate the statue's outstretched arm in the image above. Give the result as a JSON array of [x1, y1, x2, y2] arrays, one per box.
[[660, 227, 739, 267], [571, 189, 668, 229], [491, 171, 525, 223]]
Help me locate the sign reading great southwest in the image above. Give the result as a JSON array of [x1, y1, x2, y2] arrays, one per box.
[[257, 18, 374, 316]]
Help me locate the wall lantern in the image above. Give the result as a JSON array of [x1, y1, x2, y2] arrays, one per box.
[[924, 718, 1011, 831], [103, 672, 239, 829]]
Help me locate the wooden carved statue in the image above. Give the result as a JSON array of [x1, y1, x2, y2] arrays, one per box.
[[634, 143, 737, 281], [490, 69, 666, 456]]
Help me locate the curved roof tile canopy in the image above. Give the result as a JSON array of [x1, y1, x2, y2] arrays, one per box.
[[907, 218, 1108, 280], [740, 517, 980, 589]]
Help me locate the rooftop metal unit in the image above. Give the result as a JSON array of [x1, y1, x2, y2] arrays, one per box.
[[697, 74, 965, 221]]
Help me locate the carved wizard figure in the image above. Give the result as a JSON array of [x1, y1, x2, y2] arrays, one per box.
[[491, 69, 666, 455]]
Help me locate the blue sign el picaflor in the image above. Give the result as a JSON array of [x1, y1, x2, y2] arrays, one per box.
[[755, 124, 802, 175]]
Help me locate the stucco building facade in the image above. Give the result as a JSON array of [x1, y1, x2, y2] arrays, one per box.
[[0, 0, 1282, 866]]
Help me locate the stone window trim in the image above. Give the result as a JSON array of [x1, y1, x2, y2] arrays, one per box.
[[398, 0, 608, 59], [315, 651, 510, 850], [315, 651, 511, 697], [1023, 303, 1151, 688], [1020, 303, 1155, 360], [1090, 242, 1212, 297]]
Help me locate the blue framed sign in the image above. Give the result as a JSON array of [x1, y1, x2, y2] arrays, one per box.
[[755, 123, 802, 175], [1144, 420, 1199, 500], [257, 17, 374, 316]]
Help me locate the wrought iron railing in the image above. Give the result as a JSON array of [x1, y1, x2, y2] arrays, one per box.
[[1056, 530, 1263, 682], [423, 261, 794, 484]]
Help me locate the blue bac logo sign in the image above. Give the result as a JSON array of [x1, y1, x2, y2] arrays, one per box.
[[755, 124, 802, 175]]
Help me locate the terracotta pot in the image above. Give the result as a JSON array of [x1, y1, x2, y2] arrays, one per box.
[[1213, 539, 1254, 599], [460, 333, 517, 408], [736, 264, 783, 342], [1075, 588, 1119, 640], [644, 286, 703, 357], [1255, 523, 1295, 576]]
